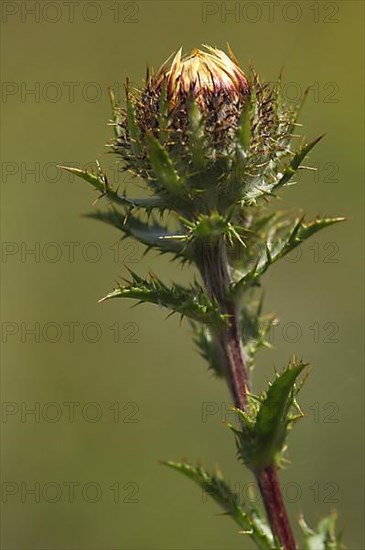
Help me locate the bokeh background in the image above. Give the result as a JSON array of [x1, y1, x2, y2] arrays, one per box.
[[1, 1, 364, 548]]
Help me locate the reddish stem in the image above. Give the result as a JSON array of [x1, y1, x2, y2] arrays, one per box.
[[257, 465, 297, 550], [195, 237, 296, 550], [195, 238, 250, 410]]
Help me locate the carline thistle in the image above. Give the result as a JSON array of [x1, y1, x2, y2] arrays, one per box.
[[61, 45, 346, 550]]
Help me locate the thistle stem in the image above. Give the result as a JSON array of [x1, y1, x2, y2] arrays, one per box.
[[194, 237, 250, 410], [195, 237, 296, 550], [257, 465, 297, 550]]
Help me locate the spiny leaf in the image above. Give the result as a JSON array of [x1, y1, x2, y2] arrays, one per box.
[[231, 359, 307, 471], [99, 271, 227, 327], [190, 322, 226, 378], [85, 209, 187, 258], [296, 216, 346, 240], [58, 164, 106, 193], [261, 215, 346, 271], [275, 135, 324, 189], [299, 512, 346, 550], [162, 461, 276, 550], [59, 163, 165, 213], [253, 361, 306, 466], [231, 215, 346, 295], [112, 194, 167, 213]]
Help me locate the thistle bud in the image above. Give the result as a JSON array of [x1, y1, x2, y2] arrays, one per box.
[[111, 46, 310, 215], [140, 46, 249, 148], [112, 46, 252, 195]]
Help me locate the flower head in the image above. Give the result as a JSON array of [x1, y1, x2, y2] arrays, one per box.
[[137, 46, 249, 152], [111, 46, 305, 213], [153, 45, 249, 110]]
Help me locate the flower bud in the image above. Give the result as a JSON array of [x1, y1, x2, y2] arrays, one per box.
[[139, 46, 250, 149], [153, 46, 249, 110], [112, 46, 306, 213]]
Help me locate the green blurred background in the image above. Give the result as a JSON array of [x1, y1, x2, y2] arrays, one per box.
[[1, 1, 364, 548]]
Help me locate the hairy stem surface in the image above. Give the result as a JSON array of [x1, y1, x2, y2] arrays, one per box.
[[195, 237, 296, 550]]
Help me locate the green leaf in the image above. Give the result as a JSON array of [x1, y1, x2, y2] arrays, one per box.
[[255, 215, 345, 275], [111, 195, 167, 213], [58, 164, 106, 193], [231, 215, 346, 295], [85, 209, 187, 259], [146, 133, 188, 198], [296, 216, 346, 240], [231, 359, 306, 471], [190, 322, 226, 378], [99, 271, 227, 327], [299, 512, 346, 550], [275, 135, 324, 189], [59, 163, 166, 213], [253, 361, 306, 468], [162, 461, 276, 550]]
